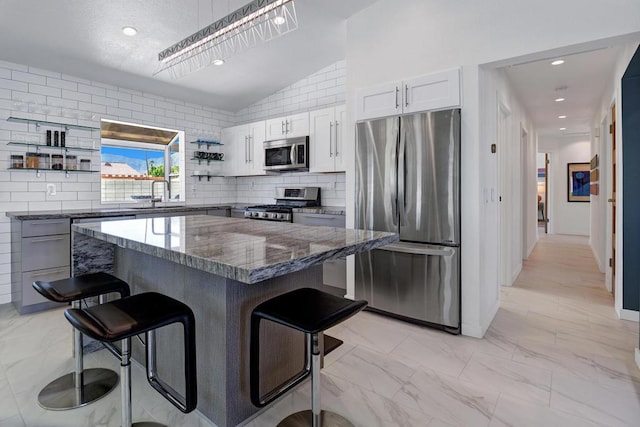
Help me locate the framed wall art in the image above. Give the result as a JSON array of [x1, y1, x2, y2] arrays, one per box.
[[568, 162, 590, 202]]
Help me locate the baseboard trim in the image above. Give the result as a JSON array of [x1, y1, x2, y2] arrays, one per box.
[[510, 263, 522, 285], [590, 244, 604, 273], [463, 298, 500, 339], [636, 348, 640, 371], [619, 308, 639, 322]]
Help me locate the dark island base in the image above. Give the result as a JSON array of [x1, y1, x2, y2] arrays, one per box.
[[74, 234, 326, 427]]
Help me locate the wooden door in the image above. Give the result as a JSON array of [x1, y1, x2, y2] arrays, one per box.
[[610, 104, 617, 297]]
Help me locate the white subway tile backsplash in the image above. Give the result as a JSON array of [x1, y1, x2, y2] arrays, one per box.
[[12, 70, 46, 85], [78, 83, 106, 96], [106, 89, 131, 102], [118, 100, 143, 112], [106, 106, 132, 119], [29, 83, 61, 97], [62, 89, 91, 102], [46, 77, 78, 91], [92, 95, 119, 107], [0, 78, 28, 91]]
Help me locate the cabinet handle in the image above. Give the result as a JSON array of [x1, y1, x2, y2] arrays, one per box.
[[244, 136, 249, 163], [247, 135, 252, 163], [286, 120, 290, 134], [30, 221, 66, 225], [329, 122, 334, 157], [30, 236, 66, 243], [405, 84, 409, 107], [334, 120, 339, 156], [31, 269, 68, 277], [395, 86, 400, 109], [281, 121, 285, 134]]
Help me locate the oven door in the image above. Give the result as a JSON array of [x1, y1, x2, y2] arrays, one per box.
[[264, 137, 308, 171]]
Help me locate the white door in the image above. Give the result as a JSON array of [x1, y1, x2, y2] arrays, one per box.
[[355, 81, 401, 121], [309, 107, 335, 173], [404, 68, 461, 114]]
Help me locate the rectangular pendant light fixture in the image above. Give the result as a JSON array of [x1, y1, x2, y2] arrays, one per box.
[[156, 0, 298, 78]]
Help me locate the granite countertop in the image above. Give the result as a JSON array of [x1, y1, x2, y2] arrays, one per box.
[[6, 204, 345, 220], [5, 204, 233, 220], [73, 215, 396, 284]]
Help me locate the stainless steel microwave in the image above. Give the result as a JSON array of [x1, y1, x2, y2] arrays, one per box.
[[263, 136, 309, 171]]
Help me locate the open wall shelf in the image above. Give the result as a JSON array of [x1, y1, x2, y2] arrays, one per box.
[[7, 116, 99, 132], [8, 142, 98, 152]]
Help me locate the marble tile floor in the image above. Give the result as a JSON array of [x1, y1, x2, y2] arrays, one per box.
[[1, 233, 639, 426]]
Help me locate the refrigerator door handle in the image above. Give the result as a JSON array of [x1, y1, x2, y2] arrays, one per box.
[[390, 120, 399, 226], [379, 242, 454, 257], [397, 120, 407, 224]]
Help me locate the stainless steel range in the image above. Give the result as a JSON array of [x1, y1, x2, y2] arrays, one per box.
[[244, 187, 321, 222]]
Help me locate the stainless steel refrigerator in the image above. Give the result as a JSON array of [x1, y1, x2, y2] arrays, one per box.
[[355, 109, 461, 333]]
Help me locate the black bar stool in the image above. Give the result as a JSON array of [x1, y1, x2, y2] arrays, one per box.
[[250, 288, 367, 427], [32, 272, 130, 410], [64, 292, 197, 427]]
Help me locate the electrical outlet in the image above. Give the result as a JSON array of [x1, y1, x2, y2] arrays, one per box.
[[46, 183, 56, 196]]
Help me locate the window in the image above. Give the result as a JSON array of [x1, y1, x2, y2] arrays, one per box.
[[100, 120, 185, 204]]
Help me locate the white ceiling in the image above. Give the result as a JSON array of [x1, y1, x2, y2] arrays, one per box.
[[502, 46, 623, 138], [0, 0, 379, 112]]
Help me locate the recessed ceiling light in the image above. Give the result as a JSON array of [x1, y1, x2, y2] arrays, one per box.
[[212, 59, 225, 66], [551, 59, 565, 66], [558, 115, 567, 119], [273, 16, 286, 25], [555, 97, 565, 102], [560, 127, 567, 131], [122, 26, 138, 36]]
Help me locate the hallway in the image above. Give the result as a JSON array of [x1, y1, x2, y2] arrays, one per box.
[[1, 235, 639, 426]]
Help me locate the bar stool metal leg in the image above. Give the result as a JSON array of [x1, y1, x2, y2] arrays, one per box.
[[120, 337, 165, 427], [37, 300, 119, 410], [277, 333, 353, 427]]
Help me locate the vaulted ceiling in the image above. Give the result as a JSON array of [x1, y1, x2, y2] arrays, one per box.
[[0, 0, 379, 111]]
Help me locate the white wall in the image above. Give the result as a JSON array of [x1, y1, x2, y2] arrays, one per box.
[[235, 61, 346, 124], [538, 136, 591, 236], [0, 60, 238, 304], [345, 0, 640, 337]]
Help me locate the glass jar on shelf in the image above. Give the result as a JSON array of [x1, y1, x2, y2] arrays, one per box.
[[11, 154, 24, 168], [80, 159, 91, 171], [26, 152, 39, 169], [51, 154, 64, 170], [38, 153, 50, 169], [65, 155, 77, 170]]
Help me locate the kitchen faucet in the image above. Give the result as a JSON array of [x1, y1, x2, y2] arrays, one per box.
[[151, 180, 170, 208]]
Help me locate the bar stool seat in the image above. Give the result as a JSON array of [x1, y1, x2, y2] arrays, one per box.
[[65, 292, 197, 427], [251, 288, 367, 427], [32, 272, 130, 411]]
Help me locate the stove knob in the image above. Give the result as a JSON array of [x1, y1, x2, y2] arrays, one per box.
[[271, 213, 278, 219], [261, 212, 269, 218], [253, 212, 259, 217], [278, 214, 284, 219]]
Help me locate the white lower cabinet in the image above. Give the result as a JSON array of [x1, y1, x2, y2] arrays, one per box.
[[309, 105, 346, 173]]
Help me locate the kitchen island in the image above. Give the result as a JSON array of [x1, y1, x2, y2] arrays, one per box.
[[71, 215, 396, 427]]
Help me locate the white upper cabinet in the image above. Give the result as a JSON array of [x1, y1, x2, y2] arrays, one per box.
[[310, 105, 346, 173], [355, 68, 461, 121], [265, 112, 309, 140], [222, 121, 266, 177]]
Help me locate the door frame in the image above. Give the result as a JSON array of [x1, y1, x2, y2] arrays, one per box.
[[521, 125, 530, 258], [498, 96, 512, 286]]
